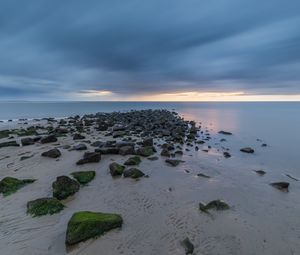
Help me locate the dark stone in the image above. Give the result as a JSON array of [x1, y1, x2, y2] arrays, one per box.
[[197, 173, 211, 178], [96, 147, 119, 154], [72, 143, 87, 151], [109, 162, 125, 176], [0, 177, 35, 196], [0, 141, 19, 148], [41, 148, 61, 158], [123, 168, 145, 178], [71, 171, 96, 184], [40, 135, 57, 144], [52, 176, 80, 200], [254, 170, 266, 175], [119, 145, 135, 156], [21, 137, 35, 146], [124, 156, 141, 166], [223, 152, 231, 158], [270, 182, 289, 192], [76, 152, 101, 165], [181, 237, 194, 254], [218, 131, 232, 135], [240, 147, 254, 153], [73, 133, 85, 140], [136, 146, 154, 157], [199, 199, 230, 212], [161, 148, 171, 157], [165, 159, 184, 167], [27, 197, 64, 217], [142, 137, 153, 147]]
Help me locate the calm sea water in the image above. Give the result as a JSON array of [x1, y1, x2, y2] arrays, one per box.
[[0, 101, 299, 174]]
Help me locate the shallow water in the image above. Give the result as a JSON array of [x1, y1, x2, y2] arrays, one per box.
[[0, 103, 300, 255]]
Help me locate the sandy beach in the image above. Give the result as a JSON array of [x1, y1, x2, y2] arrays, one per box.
[[0, 110, 299, 255]]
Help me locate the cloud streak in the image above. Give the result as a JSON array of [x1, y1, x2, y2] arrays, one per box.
[[0, 0, 300, 100]]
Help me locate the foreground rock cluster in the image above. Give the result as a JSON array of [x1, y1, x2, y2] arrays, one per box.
[[0, 109, 290, 252]]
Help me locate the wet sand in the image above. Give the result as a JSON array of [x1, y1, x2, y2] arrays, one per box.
[[0, 115, 299, 255]]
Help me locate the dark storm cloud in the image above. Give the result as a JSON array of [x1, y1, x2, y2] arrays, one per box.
[[0, 0, 300, 99]]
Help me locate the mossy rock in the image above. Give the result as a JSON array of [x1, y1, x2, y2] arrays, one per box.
[[52, 176, 80, 200], [165, 159, 184, 167], [199, 199, 230, 212], [15, 127, 38, 137], [0, 130, 12, 139], [109, 162, 125, 176], [137, 146, 154, 157], [124, 156, 141, 166], [0, 177, 36, 196], [27, 197, 64, 217], [0, 141, 19, 148], [66, 211, 123, 245], [71, 171, 96, 184], [123, 168, 145, 179]]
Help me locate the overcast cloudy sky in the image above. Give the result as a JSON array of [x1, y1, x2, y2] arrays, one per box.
[[1, 0, 300, 101]]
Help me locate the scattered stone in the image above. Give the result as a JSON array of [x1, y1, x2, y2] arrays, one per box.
[[20, 155, 34, 161], [109, 162, 125, 176], [254, 170, 266, 175], [27, 197, 64, 217], [223, 151, 231, 158], [124, 156, 141, 165], [261, 143, 267, 147], [199, 199, 230, 212], [119, 145, 134, 156], [96, 147, 119, 154], [147, 156, 159, 161], [123, 168, 145, 178], [161, 148, 171, 157], [21, 137, 35, 146], [40, 135, 57, 144], [0, 177, 35, 196], [218, 131, 232, 135], [65, 211, 123, 245], [0, 141, 19, 148], [240, 147, 255, 153], [197, 173, 211, 178], [136, 146, 154, 157], [165, 159, 184, 167], [72, 143, 87, 151], [142, 137, 153, 147], [181, 237, 194, 254], [71, 171, 96, 184], [73, 133, 85, 140], [76, 152, 101, 165], [270, 182, 289, 192], [52, 176, 80, 200], [41, 148, 61, 158]]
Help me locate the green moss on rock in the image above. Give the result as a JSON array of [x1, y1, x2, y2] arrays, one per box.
[[52, 176, 80, 200], [0, 177, 35, 196], [66, 211, 123, 245], [124, 156, 141, 166], [137, 146, 154, 157], [27, 197, 64, 217], [71, 171, 96, 184], [109, 162, 125, 176]]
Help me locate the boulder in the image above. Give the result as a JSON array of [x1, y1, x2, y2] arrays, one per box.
[[109, 163, 125, 176], [73, 133, 85, 140], [21, 137, 35, 146], [40, 135, 57, 144], [181, 237, 194, 254], [96, 147, 119, 154], [240, 147, 254, 153], [52, 176, 80, 200], [199, 199, 230, 212], [0, 177, 35, 196], [119, 145, 135, 156], [41, 148, 61, 158], [270, 182, 289, 192], [72, 143, 87, 151], [161, 149, 171, 157], [123, 168, 145, 179], [27, 197, 64, 217], [136, 146, 154, 157], [65, 211, 123, 245], [76, 152, 101, 165], [124, 156, 141, 166], [0, 141, 19, 148], [223, 152, 231, 158], [142, 137, 153, 147], [71, 171, 96, 184]]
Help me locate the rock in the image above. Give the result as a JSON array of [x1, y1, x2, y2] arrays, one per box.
[[113, 131, 126, 138], [123, 168, 145, 178], [181, 237, 194, 254], [0, 177, 35, 196], [96, 147, 119, 154], [76, 152, 101, 165], [73, 133, 85, 140], [223, 151, 231, 158], [175, 150, 183, 155], [71, 171, 96, 184], [261, 143, 267, 147], [136, 146, 154, 157], [142, 137, 153, 147], [254, 170, 266, 175], [218, 131, 232, 135], [52, 176, 80, 200], [72, 143, 87, 151], [240, 147, 254, 153], [40, 135, 57, 144], [199, 199, 230, 212], [0, 141, 19, 148], [21, 137, 35, 146], [27, 197, 64, 217], [165, 159, 184, 167], [91, 141, 105, 147], [197, 173, 211, 178], [65, 211, 123, 245], [124, 156, 141, 166], [109, 162, 125, 176], [119, 145, 135, 156], [41, 148, 61, 158], [161, 148, 171, 157], [270, 182, 289, 192]]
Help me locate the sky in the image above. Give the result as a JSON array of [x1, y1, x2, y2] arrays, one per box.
[[1, 0, 300, 101]]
